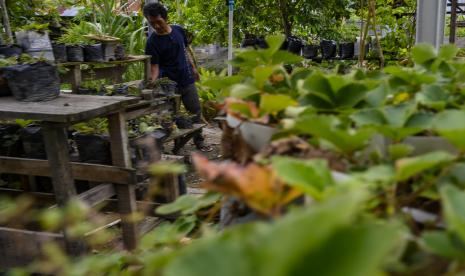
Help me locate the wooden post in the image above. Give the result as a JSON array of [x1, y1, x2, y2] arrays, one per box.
[[450, 0, 458, 44], [144, 57, 151, 83], [0, 0, 13, 44], [107, 112, 138, 250], [70, 65, 82, 94], [42, 123, 87, 256]]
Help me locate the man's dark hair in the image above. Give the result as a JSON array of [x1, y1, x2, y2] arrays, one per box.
[[143, 3, 168, 20]]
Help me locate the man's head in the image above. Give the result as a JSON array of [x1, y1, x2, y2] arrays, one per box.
[[143, 3, 169, 34]]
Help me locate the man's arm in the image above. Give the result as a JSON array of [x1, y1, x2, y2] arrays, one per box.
[[150, 64, 160, 82], [186, 47, 200, 81]]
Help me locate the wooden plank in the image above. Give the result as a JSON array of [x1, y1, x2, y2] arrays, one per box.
[[108, 112, 138, 250], [58, 55, 150, 66], [164, 124, 206, 143], [0, 227, 64, 268], [0, 94, 139, 123], [49, 183, 116, 209], [138, 217, 163, 236], [61, 65, 128, 85], [0, 157, 136, 185], [42, 124, 87, 256], [125, 101, 175, 121]]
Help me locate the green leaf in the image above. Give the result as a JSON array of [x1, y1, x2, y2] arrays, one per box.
[[440, 185, 465, 242], [294, 115, 373, 154], [422, 231, 465, 260], [265, 35, 286, 55], [156, 193, 221, 215], [253, 66, 276, 88], [416, 85, 448, 111], [351, 109, 386, 126], [335, 83, 370, 108], [412, 43, 437, 65], [260, 94, 296, 115], [395, 151, 455, 181], [365, 82, 389, 107], [271, 50, 303, 65], [438, 44, 459, 61], [230, 84, 260, 99], [289, 221, 404, 276], [164, 190, 370, 276], [149, 162, 187, 176], [271, 156, 334, 198], [433, 110, 465, 151], [388, 144, 414, 160], [204, 75, 244, 90]]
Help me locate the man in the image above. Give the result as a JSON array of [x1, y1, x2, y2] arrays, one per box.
[[143, 2, 211, 152]]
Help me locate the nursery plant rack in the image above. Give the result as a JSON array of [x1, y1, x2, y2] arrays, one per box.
[[0, 94, 157, 267]]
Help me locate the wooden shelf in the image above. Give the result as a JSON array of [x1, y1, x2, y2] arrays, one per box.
[[57, 55, 150, 67]]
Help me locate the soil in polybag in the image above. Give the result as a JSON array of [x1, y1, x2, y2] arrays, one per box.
[[52, 43, 67, 63], [0, 124, 23, 157], [339, 42, 355, 59], [320, 39, 337, 59], [302, 45, 319, 59], [74, 133, 112, 165], [2, 62, 60, 102], [115, 44, 125, 60], [84, 44, 104, 62], [0, 45, 23, 58], [66, 45, 84, 62], [20, 125, 47, 159]]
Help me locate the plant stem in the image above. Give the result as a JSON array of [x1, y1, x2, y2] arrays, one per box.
[[368, 0, 384, 68]]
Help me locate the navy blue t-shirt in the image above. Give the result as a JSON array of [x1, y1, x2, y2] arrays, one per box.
[[145, 25, 195, 88]]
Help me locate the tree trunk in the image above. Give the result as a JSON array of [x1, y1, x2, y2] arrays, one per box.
[[278, 0, 292, 36], [0, 0, 13, 44]]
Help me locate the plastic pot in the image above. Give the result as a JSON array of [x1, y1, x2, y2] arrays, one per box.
[[0, 124, 23, 157], [302, 44, 319, 59], [256, 37, 268, 49], [73, 133, 112, 165], [52, 43, 67, 63], [339, 42, 355, 59], [83, 44, 104, 62], [0, 71, 11, 97], [241, 38, 257, 48], [115, 44, 125, 60], [287, 37, 303, 55], [0, 45, 23, 58], [239, 122, 277, 152], [2, 62, 60, 102], [20, 125, 46, 159], [66, 45, 84, 62], [320, 39, 337, 59]]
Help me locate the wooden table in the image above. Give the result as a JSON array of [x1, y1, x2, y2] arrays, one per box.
[[0, 94, 141, 260]]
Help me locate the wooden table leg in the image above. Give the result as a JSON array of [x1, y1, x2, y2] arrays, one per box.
[[42, 123, 87, 255], [144, 57, 151, 84], [108, 112, 138, 250]]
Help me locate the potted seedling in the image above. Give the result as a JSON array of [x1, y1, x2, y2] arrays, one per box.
[[72, 118, 112, 165], [15, 22, 54, 61], [84, 34, 122, 62], [0, 120, 23, 157], [338, 24, 358, 59], [17, 120, 47, 159], [57, 22, 96, 62], [0, 44, 23, 58], [1, 54, 60, 102], [0, 56, 17, 97], [286, 36, 303, 55], [147, 77, 178, 97], [302, 36, 320, 59]]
